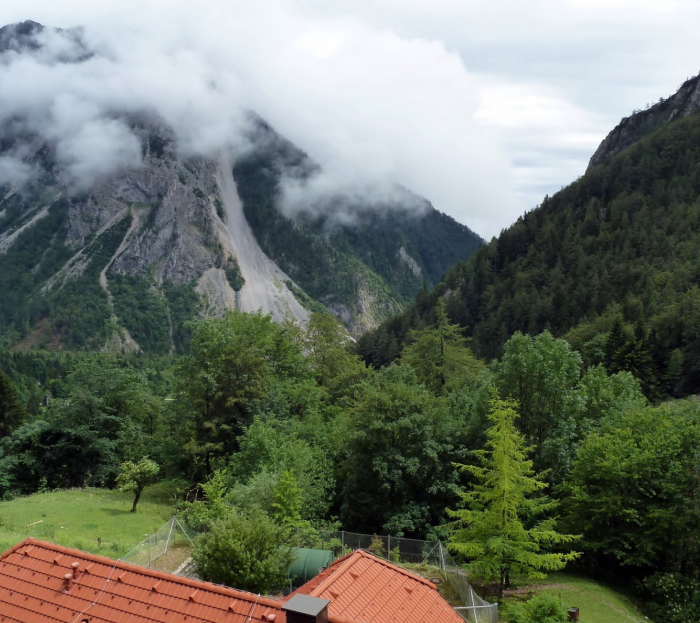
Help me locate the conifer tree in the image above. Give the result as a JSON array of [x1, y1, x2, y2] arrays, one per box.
[[0, 372, 26, 438], [446, 395, 580, 600], [401, 300, 483, 395]]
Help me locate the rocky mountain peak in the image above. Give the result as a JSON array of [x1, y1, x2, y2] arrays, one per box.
[[588, 71, 700, 170]]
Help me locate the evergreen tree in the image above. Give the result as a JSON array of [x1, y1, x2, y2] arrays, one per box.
[[446, 395, 580, 600], [401, 300, 483, 396], [0, 372, 26, 438], [604, 317, 628, 373]]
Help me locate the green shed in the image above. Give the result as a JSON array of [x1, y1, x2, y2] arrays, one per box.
[[289, 548, 335, 588]]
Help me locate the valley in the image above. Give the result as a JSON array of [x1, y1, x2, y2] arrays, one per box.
[[1, 11, 700, 623]]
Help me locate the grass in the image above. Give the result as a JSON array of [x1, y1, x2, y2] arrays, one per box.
[[501, 573, 648, 623], [0, 487, 174, 559]]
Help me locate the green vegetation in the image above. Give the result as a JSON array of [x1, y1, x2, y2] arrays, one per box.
[[116, 458, 161, 512], [224, 257, 245, 291], [0, 305, 692, 618], [447, 396, 580, 600], [503, 574, 647, 623], [0, 488, 172, 556], [0, 371, 26, 438], [285, 279, 327, 315], [192, 508, 295, 593], [110, 274, 173, 353], [358, 112, 700, 399], [506, 593, 567, 623], [233, 122, 481, 319]]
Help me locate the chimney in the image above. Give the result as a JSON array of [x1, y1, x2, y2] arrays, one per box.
[[63, 573, 73, 592], [282, 595, 330, 623]]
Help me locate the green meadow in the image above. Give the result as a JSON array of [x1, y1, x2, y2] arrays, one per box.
[[0, 487, 174, 558]]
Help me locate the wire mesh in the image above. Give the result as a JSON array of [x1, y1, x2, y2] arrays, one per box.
[[120, 517, 193, 570], [306, 530, 497, 623]]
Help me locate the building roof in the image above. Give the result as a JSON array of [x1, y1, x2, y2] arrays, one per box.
[[0, 538, 284, 623], [0, 539, 464, 623], [290, 549, 465, 623]]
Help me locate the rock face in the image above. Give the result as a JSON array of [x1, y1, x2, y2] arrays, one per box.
[[588, 73, 700, 170], [0, 19, 483, 352]]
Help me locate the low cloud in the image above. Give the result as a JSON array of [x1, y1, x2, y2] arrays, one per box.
[[0, 155, 34, 185], [0, 0, 517, 236]]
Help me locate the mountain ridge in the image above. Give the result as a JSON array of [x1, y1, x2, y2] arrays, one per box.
[[0, 20, 482, 352], [588, 72, 700, 169], [358, 68, 700, 398]]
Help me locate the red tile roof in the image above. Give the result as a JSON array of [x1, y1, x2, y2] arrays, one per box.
[[288, 550, 465, 623], [0, 538, 285, 623], [0, 539, 464, 623]]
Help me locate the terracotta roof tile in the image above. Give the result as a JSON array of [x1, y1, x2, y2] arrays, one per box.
[[0, 538, 285, 623], [0, 540, 463, 623], [287, 550, 464, 623]]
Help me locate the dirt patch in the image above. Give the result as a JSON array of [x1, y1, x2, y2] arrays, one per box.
[[12, 318, 64, 352], [150, 544, 192, 574]]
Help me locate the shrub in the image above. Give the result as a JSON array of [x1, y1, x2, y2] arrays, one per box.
[[192, 508, 294, 594], [643, 572, 700, 623], [507, 593, 568, 623]]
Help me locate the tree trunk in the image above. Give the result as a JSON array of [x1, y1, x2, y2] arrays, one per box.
[[131, 486, 143, 513]]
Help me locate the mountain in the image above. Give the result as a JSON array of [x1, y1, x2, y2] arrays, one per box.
[[0, 21, 482, 353], [588, 72, 700, 169], [358, 71, 700, 397]]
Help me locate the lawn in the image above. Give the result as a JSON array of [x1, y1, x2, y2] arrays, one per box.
[[0, 487, 175, 559], [501, 573, 648, 623]]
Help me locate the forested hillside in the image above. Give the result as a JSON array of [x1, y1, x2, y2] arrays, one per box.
[[359, 102, 700, 398], [1, 311, 698, 619]]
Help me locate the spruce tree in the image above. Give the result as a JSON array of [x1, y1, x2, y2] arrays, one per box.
[[446, 395, 580, 600], [401, 300, 483, 395], [0, 372, 26, 438]]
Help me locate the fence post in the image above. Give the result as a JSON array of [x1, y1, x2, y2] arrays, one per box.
[[341, 530, 345, 552], [387, 535, 391, 560]]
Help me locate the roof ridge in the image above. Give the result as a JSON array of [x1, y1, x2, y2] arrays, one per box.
[[17, 538, 284, 610], [353, 550, 438, 588], [307, 549, 436, 600]]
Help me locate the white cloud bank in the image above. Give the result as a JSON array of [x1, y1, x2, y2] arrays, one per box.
[[0, 0, 515, 236], [2, 0, 700, 236]]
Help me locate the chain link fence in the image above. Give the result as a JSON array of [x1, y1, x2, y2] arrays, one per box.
[[118, 522, 497, 622], [307, 530, 497, 623], [120, 517, 194, 572]]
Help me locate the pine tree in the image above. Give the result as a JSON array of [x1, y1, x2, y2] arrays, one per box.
[[401, 300, 483, 395], [0, 372, 26, 438], [446, 395, 580, 600]]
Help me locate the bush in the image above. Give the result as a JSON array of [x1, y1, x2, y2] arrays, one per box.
[[507, 593, 568, 623], [192, 508, 294, 594], [643, 573, 700, 623]]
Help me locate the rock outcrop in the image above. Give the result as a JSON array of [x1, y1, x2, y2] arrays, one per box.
[[588, 73, 700, 170]]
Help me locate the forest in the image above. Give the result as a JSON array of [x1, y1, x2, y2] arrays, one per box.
[[0, 308, 697, 621], [358, 112, 700, 400]]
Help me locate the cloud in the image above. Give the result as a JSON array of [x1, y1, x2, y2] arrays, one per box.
[[1, 0, 700, 236], [0, 155, 34, 185], [0, 0, 516, 236]]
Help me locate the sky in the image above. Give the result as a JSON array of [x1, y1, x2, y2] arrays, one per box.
[[1, 0, 699, 238]]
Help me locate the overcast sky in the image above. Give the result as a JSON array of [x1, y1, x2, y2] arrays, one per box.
[[1, 0, 699, 238]]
